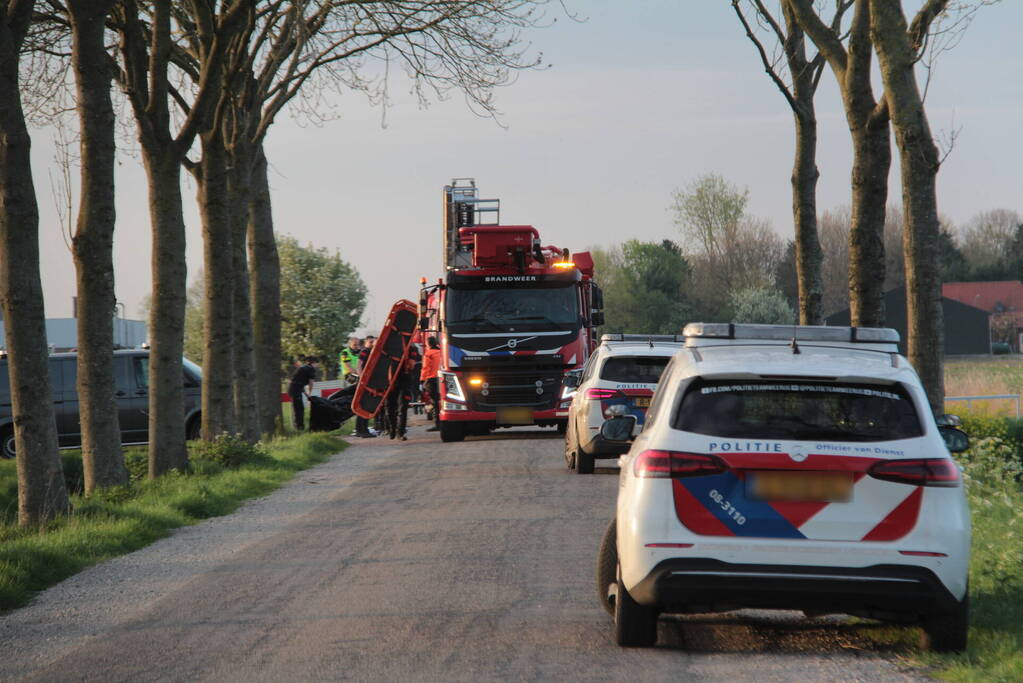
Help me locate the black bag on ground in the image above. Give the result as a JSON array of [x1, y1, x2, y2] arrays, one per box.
[[309, 394, 352, 432]]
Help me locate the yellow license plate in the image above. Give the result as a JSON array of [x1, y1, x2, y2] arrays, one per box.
[[496, 406, 534, 425], [634, 397, 651, 408], [749, 471, 853, 503]]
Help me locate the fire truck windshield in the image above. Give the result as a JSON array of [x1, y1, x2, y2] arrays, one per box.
[[446, 283, 579, 331]]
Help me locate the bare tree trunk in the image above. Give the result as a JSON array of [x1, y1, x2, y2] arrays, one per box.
[[789, 84, 823, 324], [114, 0, 251, 468], [786, 0, 891, 326], [848, 119, 891, 327], [68, 0, 126, 493], [227, 141, 259, 443], [248, 146, 282, 438], [870, 0, 946, 410], [197, 131, 236, 438], [0, 1, 70, 525], [142, 150, 189, 475]]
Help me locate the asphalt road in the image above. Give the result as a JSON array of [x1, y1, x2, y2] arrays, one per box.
[[1, 420, 926, 682]]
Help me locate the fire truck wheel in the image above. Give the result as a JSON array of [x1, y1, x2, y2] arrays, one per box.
[[439, 422, 465, 443]]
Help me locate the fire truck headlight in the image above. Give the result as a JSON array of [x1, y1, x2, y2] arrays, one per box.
[[441, 372, 466, 402]]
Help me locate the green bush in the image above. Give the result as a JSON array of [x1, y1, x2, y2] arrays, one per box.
[[192, 433, 268, 469], [958, 413, 1023, 476], [124, 448, 149, 481], [60, 452, 85, 496], [956, 437, 1023, 490]]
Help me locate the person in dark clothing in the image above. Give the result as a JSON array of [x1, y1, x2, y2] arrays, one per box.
[[354, 336, 377, 437], [407, 344, 423, 411], [288, 356, 318, 430], [384, 354, 415, 440], [420, 336, 441, 432]]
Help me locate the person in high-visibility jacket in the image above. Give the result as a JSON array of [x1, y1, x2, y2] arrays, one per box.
[[420, 336, 441, 432], [339, 337, 361, 381]]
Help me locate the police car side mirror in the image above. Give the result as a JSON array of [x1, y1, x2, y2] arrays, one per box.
[[936, 413, 962, 427], [939, 425, 969, 453], [600, 415, 637, 443]]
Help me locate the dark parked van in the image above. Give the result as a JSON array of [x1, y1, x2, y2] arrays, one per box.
[[0, 350, 202, 458]]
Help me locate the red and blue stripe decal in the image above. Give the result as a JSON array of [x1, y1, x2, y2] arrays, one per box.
[[674, 472, 807, 539], [671, 452, 922, 541]]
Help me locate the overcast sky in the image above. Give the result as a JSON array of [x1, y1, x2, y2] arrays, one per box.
[[29, 1, 1023, 335]]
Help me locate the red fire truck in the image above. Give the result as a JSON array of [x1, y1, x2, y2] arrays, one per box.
[[419, 178, 604, 442]]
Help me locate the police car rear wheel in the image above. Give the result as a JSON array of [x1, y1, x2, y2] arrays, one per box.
[[576, 448, 594, 474], [596, 519, 617, 615], [564, 425, 577, 469], [614, 564, 658, 646], [921, 592, 969, 653]]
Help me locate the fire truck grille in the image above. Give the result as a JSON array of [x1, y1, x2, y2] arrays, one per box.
[[467, 372, 562, 409]]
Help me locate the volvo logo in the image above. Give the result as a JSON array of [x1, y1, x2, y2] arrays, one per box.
[[485, 335, 537, 353]]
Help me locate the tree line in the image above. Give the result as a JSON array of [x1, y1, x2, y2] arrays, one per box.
[[0, 0, 555, 526], [595, 174, 1020, 336]]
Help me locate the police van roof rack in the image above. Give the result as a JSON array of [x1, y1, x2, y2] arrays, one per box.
[[682, 322, 899, 344], [601, 334, 686, 344]]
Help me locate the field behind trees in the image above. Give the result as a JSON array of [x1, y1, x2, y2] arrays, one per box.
[[945, 357, 1023, 417]]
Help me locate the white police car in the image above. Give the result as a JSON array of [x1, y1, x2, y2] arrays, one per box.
[[563, 334, 683, 474], [596, 323, 971, 651]]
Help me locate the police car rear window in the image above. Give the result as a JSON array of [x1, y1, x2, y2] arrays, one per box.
[[673, 378, 923, 442], [600, 357, 669, 383]]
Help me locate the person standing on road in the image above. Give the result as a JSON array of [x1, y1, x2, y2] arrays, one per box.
[[288, 356, 318, 431], [384, 354, 415, 440], [354, 336, 377, 437], [407, 343, 423, 412], [420, 337, 442, 432], [339, 336, 361, 382]]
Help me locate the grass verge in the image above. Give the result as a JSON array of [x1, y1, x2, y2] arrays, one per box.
[[0, 431, 345, 612], [859, 415, 1023, 681], [920, 428, 1023, 682]]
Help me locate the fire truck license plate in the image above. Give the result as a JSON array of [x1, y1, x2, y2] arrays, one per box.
[[748, 471, 853, 503], [497, 407, 533, 425]]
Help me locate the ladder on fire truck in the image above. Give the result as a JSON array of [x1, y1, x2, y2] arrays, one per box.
[[443, 178, 500, 270]]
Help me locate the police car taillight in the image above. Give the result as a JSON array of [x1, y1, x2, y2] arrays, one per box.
[[585, 387, 618, 400], [868, 458, 961, 487], [633, 450, 728, 478]]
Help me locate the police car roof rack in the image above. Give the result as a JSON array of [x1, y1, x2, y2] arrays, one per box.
[[601, 333, 686, 345], [682, 322, 899, 344]]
